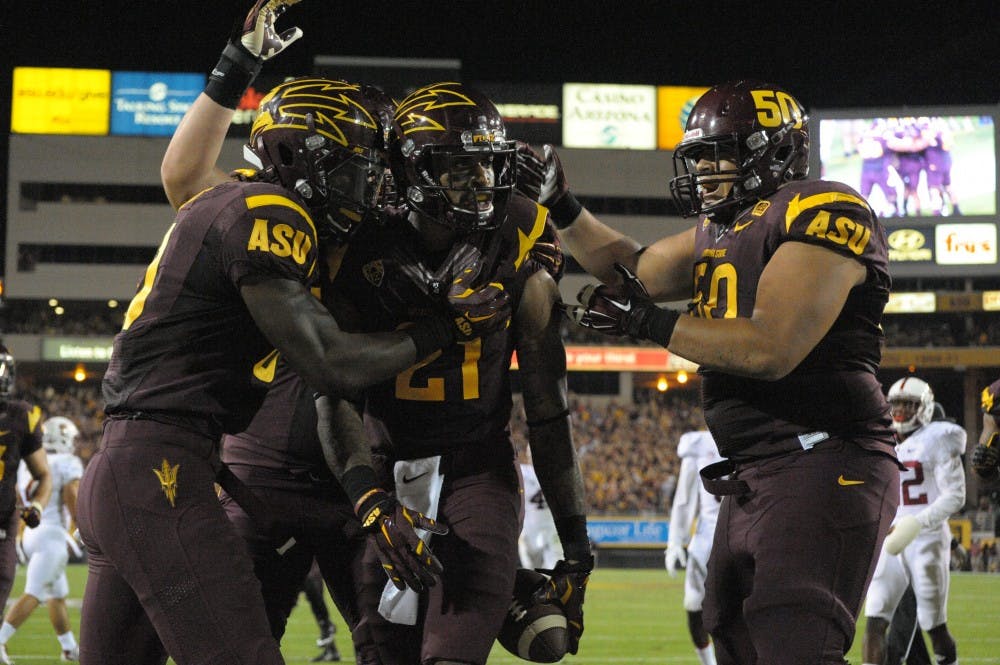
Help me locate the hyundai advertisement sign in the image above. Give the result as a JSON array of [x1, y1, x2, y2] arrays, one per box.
[[111, 71, 204, 136]]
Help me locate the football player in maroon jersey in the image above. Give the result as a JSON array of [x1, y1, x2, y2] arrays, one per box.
[[525, 80, 900, 665], [0, 346, 52, 665], [318, 81, 589, 665], [77, 6, 503, 665], [157, 6, 582, 665], [972, 378, 1000, 479]]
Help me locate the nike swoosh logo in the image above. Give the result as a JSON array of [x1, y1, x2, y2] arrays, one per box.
[[837, 475, 865, 486], [466, 312, 495, 323], [733, 219, 755, 232], [402, 472, 429, 484], [607, 300, 631, 312]]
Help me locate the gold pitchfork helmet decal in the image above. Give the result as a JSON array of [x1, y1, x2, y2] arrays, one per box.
[[153, 459, 180, 507]]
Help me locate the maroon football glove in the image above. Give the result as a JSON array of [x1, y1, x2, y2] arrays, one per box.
[[538, 144, 571, 209], [530, 220, 565, 282], [972, 432, 999, 479], [532, 556, 594, 655], [357, 490, 448, 592], [447, 271, 512, 340], [563, 263, 653, 336], [20, 502, 42, 529], [515, 141, 546, 202]]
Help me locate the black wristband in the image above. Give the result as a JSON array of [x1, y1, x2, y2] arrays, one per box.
[[204, 42, 262, 109], [546, 191, 584, 229], [340, 465, 381, 512], [554, 515, 591, 562], [640, 307, 681, 348], [407, 317, 455, 360]]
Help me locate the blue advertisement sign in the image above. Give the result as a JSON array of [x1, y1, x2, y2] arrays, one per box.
[[587, 519, 670, 546], [111, 71, 204, 136]]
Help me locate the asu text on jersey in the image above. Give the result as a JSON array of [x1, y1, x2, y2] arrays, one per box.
[[104, 181, 319, 436]]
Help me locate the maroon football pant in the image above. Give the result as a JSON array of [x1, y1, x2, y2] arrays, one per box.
[[703, 440, 900, 665], [358, 463, 521, 665], [0, 511, 17, 611], [76, 419, 283, 665], [220, 481, 371, 654]]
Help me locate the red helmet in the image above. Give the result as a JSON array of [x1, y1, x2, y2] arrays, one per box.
[[669, 80, 809, 223], [248, 78, 389, 243], [390, 82, 516, 232]]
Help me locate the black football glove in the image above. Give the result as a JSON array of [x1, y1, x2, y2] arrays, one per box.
[[533, 556, 594, 655], [515, 141, 546, 202], [447, 269, 512, 340], [972, 432, 1000, 479], [20, 501, 42, 529], [357, 490, 448, 592], [563, 263, 657, 337]]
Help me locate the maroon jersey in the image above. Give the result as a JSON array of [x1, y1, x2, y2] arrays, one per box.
[[0, 400, 42, 518], [221, 357, 332, 483], [982, 379, 1000, 420], [332, 194, 549, 459], [103, 180, 319, 436], [691, 179, 894, 458]]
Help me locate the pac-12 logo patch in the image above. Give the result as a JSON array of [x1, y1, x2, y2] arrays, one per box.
[[363, 260, 385, 287]]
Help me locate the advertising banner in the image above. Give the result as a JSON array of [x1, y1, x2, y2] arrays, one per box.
[[12, 67, 110, 135], [110, 72, 204, 136], [657, 85, 710, 149], [475, 82, 562, 145], [562, 83, 657, 149]]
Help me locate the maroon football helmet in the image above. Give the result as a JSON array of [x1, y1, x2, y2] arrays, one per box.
[[390, 82, 516, 232], [669, 80, 809, 224], [247, 78, 389, 243]]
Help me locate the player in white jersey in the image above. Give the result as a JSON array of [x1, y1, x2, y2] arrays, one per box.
[[862, 378, 965, 665], [665, 429, 722, 665], [0, 417, 83, 663], [517, 456, 563, 570]]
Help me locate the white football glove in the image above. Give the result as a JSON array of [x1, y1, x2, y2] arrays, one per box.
[[240, 0, 304, 61], [664, 544, 687, 578], [883, 515, 921, 555]]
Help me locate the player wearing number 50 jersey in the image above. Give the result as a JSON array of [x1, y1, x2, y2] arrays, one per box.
[[862, 377, 965, 665], [526, 79, 900, 664]]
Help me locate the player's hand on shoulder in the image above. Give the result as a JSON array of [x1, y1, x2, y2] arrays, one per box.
[[515, 140, 546, 202], [563, 263, 662, 339], [533, 556, 594, 655]]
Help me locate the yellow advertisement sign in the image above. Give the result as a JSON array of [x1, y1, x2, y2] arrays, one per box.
[[657, 85, 709, 150], [12, 67, 111, 135]]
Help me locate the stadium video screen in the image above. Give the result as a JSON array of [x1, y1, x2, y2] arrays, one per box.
[[816, 112, 997, 220]]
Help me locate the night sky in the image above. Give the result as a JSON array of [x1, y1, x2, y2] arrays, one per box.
[[3, 0, 999, 250]]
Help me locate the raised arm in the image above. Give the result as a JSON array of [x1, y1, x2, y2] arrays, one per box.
[[161, 0, 304, 208]]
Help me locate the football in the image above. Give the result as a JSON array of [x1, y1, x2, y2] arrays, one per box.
[[497, 568, 568, 663]]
